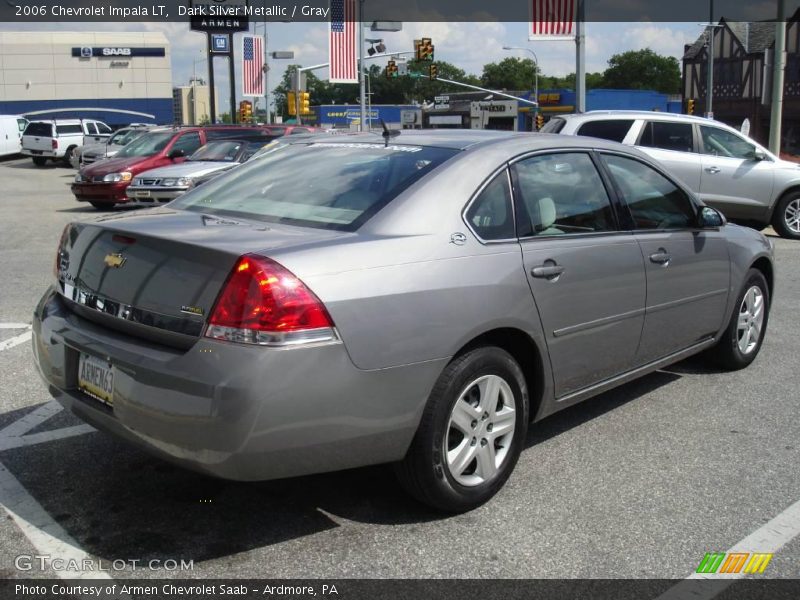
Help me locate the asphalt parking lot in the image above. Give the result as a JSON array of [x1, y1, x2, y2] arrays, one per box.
[[0, 154, 798, 582]]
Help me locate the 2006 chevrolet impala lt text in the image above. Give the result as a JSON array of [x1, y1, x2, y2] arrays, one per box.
[[32, 131, 774, 512]]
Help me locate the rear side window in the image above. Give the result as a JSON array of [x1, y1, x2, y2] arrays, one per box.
[[513, 152, 615, 237], [576, 120, 634, 143], [638, 121, 693, 153], [602, 154, 696, 230], [172, 143, 459, 231], [540, 117, 565, 134], [466, 171, 515, 241], [24, 122, 53, 136], [56, 124, 82, 135]]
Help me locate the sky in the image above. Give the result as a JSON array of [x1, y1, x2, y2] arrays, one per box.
[[0, 20, 705, 113]]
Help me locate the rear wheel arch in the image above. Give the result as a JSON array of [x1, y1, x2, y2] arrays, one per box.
[[452, 328, 545, 421], [769, 185, 800, 224]]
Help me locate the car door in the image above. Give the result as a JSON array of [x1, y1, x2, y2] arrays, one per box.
[[635, 119, 702, 192], [512, 151, 646, 398], [697, 124, 775, 222], [599, 152, 730, 365]]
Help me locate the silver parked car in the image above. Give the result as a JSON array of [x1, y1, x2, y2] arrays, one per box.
[[125, 139, 271, 205], [543, 111, 800, 239], [33, 131, 774, 512]]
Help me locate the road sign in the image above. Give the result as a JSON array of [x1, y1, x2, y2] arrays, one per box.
[[210, 34, 230, 54], [434, 95, 449, 109]]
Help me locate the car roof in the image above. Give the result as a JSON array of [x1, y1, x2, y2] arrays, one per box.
[[558, 110, 722, 126], [284, 129, 531, 150]]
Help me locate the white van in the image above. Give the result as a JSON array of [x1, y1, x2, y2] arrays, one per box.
[[0, 115, 28, 157]]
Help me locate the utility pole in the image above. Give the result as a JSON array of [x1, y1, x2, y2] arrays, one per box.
[[706, 0, 715, 118], [769, 0, 786, 154], [575, 0, 585, 113], [358, 0, 366, 131]]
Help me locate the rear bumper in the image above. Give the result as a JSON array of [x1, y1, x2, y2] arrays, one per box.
[[71, 182, 130, 203], [32, 289, 443, 481], [22, 149, 60, 158]]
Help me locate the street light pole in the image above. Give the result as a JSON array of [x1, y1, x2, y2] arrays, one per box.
[[502, 46, 539, 130]]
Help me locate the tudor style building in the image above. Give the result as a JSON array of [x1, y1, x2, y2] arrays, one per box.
[[683, 11, 800, 152]]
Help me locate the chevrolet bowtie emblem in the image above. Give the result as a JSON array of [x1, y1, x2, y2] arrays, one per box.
[[104, 253, 127, 269]]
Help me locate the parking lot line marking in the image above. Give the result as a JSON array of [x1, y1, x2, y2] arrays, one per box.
[[657, 496, 800, 599], [0, 460, 111, 580], [0, 329, 32, 352], [0, 323, 31, 329], [0, 425, 95, 452], [0, 400, 63, 439]]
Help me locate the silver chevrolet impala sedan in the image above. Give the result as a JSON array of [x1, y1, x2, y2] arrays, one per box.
[[33, 131, 774, 512]]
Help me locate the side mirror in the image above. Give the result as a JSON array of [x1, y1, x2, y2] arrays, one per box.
[[167, 148, 185, 160], [751, 147, 767, 161], [699, 206, 726, 228]]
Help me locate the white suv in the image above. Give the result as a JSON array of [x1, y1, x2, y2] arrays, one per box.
[[21, 119, 112, 167], [543, 111, 800, 239]]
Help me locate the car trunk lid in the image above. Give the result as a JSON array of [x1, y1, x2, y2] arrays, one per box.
[[56, 208, 350, 349]]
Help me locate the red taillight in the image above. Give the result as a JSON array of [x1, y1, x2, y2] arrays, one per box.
[[205, 254, 335, 346], [51, 139, 58, 150]]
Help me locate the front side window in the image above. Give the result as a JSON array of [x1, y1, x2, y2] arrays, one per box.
[[513, 152, 615, 237], [97, 123, 113, 134], [602, 154, 697, 230], [576, 120, 634, 143], [465, 171, 515, 241], [638, 121, 694, 153], [700, 126, 755, 159], [17, 119, 27, 132], [171, 132, 203, 155], [172, 142, 459, 231]]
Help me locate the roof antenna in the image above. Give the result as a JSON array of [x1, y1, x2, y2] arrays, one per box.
[[380, 119, 400, 147]]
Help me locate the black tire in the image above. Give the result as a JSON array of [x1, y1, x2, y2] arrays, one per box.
[[32, 157, 47, 166], [771, 191, 800, 240], [89, 201, 112, 210], [706, 269, 770, 370], [62, 146, 76, 166], [395, 346, 529, 513]]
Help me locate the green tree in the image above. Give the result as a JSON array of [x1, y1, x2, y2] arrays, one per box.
[[601, 49, 680, 94], [480, 57, 538, 91]]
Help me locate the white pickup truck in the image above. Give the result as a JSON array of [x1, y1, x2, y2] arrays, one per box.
[[21, 119, 112, 166]]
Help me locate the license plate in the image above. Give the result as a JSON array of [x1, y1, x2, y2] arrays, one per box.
[[30, 150, 42, 155], [78, 353, 114, 405], [134, 190, 151, 198]]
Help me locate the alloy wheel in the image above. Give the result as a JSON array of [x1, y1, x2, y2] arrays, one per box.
[[737, 286, 765, 355], [784, 198, 800, 234], [445, 374, 516, 487]]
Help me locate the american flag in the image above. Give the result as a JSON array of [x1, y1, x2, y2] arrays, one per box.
[[242, 35, 264, 96], [529, 0, 576, 39], [329, 0, 357, 83]]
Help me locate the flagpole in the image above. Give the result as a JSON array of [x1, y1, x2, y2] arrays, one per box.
[[358, 0, 366, 131]]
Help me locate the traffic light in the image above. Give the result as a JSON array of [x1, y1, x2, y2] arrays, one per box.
[[687, 98, 696, 115], [535, 113, 544, 130], [300, 92, 310, 114], [415, 37, 434, 61], [429, 63, 438, 81], [239, 100, 252, 122], [385, 60, 398, 78], [287, 91, 297, 116]]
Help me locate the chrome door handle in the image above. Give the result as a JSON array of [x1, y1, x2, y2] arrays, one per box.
[[531, 264, 565, 279], [649, 250, 671, 265], [705, 166, 721, 174]]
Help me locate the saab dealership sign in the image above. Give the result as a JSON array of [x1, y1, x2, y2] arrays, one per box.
[[189, 0, 249, 33], [73, 47, 166, 58]]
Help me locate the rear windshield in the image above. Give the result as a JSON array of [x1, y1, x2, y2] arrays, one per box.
[[56, 124, 82, 135], [172, 142, 459, 231], [540, 117, 566, 134], [24, 122, 53, 137], [116, 131, 174, 158]]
